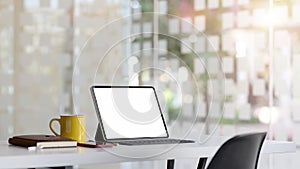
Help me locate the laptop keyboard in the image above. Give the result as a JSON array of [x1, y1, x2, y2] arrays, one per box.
[[117, 139, 195, 145]]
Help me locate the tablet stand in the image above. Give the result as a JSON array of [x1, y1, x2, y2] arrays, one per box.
[[95, 123, 106, 144]]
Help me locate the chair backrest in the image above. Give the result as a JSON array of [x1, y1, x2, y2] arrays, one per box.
[[206, 132, 267, 169]]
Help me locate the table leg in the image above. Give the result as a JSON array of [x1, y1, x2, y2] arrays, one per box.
[[167, 159, 175, 169], [197, 158, 207, 169]]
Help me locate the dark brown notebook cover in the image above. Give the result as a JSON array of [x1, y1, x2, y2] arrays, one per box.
[[8, 135, 76, 148]]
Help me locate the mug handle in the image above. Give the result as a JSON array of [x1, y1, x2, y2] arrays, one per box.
[[49, 118, 61, 136]]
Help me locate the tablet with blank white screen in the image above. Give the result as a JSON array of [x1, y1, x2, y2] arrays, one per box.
[[90, 86, 168, 140]]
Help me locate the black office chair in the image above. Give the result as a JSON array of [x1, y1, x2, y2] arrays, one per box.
[[167, 132, 267, 169], [205, 132, 267, 169]]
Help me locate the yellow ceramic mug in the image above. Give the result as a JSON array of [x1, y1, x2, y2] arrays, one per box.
[[49, 114, 85, 143]]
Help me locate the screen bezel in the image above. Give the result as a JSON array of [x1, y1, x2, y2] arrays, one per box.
[[90, 85, 169, 141]]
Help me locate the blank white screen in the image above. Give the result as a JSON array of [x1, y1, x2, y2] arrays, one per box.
[[93, 87, 168, 139]]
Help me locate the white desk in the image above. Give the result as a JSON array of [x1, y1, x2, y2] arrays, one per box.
[[0, 140, 296, 169]]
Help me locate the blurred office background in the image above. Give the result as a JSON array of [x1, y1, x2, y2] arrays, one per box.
[[0, 0, 300, 168]]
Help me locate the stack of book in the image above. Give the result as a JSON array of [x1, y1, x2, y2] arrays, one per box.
[[8, 135, 77, 149]]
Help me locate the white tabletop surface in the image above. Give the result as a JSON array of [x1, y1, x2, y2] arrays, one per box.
[[0, 140, 296, 169]]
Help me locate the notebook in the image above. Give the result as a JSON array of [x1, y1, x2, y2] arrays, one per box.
[[90, 86, 194, 145], [8, 135, 77, 148]]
